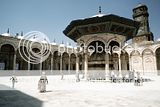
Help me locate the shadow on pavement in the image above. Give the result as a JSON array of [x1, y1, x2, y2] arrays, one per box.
[[0, 84, 43, 107]]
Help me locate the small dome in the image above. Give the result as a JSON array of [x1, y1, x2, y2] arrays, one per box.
[[17, 35, 23, 39], [59, 43, 65, 47], [135, 3, 146, 8], [67, 45, 73, 48], [66, 42, 73, 48], [124, 42, 129, 46], [50, 42, 57, 45], [157, 38, 160, 41], [91, 6, 107, 18], [74, 47, 77, 50], [29, 37, 38, 42], [1, 33, 11, 37], [41, 39, 48, 44], [92, 13, 106, 18]]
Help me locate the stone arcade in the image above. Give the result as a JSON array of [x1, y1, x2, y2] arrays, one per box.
[[0, 4, 160, 79]]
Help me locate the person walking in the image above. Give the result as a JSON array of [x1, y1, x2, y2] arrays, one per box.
[[10, 75, 17, 88], [38, 72, 48, 93]]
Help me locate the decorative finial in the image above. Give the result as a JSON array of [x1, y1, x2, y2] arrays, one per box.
[[7, 28, 10, 33], [21, 31, 23, 36], [53, 39, 56, 43], [99, 6, 101, 14], [33, 35, 36, 39], [16, 33, 19, 36]]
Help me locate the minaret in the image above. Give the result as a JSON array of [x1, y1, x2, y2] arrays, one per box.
[[132, 4, 153, 43]]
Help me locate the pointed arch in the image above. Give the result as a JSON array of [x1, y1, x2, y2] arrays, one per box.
[[70, 53, 76, 70], [53, 51, 60, 70], [16, 46, 28, 70], [0, 44, 15, 70], [62, 52, 69, 70]]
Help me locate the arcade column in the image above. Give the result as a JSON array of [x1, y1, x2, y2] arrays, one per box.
[[105, 53, 109, 78], [13, 52, 17, 70], [84, 53, 88, 79]]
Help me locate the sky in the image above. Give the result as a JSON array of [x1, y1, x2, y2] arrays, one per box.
[[0, 0, 160, 46]]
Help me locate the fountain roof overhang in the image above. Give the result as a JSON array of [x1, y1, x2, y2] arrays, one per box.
[[63, 14, 140, 42]]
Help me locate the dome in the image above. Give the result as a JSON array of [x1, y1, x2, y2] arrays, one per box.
[[157, 38, 160, 41], [67, 45, 73, 48], [41, 39, 48, 44], [91, 13, 106, 18], [134, 3, 147, 10], [74, 47, 77, 50], [29, 37, 38, 42], [66, 42, 73, 48], [1, 33, 11, 37], [136, 3, 146, 8], [59, 43, 65, 47], [124, 42, 129, 46], [50, 42, 57, 45], [91, 6, 107, 18], [16, 35, 23, 39]]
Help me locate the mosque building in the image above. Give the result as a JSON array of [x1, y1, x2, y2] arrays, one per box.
[[0, 4, 160, 79]]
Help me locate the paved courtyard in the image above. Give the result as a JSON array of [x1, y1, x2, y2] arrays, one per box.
[[0, 75, 160, 107]]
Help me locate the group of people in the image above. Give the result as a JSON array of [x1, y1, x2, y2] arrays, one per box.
[[10, 72, 48, 93], [10, 71, 82, 92], [10, 70, 143, 91], [109, 70, 143, 86], [134, 72, 143, 86]]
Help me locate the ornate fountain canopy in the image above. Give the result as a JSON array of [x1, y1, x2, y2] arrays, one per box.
[[63, 14, 139, 42]]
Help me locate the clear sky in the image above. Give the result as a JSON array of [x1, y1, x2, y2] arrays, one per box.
[[0, 0, 160, 46]]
